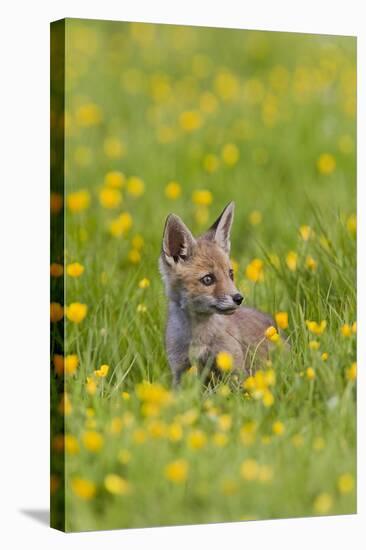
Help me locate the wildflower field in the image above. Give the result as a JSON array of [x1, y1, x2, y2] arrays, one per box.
[[50, 19, 356, 532]]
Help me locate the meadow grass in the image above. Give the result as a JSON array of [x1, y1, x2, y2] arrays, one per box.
[[51, 19, 356, 531]]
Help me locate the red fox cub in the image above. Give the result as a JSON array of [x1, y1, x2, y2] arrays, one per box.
[[159, 201, 279, 385]]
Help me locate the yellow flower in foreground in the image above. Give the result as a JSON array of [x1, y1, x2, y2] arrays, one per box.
[[127, 177, 145, 197], [66, 262, 84, 277], [99, 187, 122, 209], [50, 263, 64, 277], [305, 255, 317, 272], [285, 251, 298, 272], [109, 212, 133, 237], [64, 354, 79, 375], [340, 324, 352, 337], [104, 474, 131, 495], [136, 381, 173, 408], [321, 352, 329, 361], [337, 473, 355, 494], [165, 181, 182, 200], [221, 143, 239, 166], [212, 432, 229, 447], [216, 351, 233, 372], [313, 492, 333, 514], [95, 364, 109, 378], [132, 234, 144, 250], [179, 110, 202, 132], [346, 362, 357, 381], [299, 225, 313, 241], [272, 421, 285, 436], [317, 153, 336, 175], [50, 302, 64, 323], [262, 390, 275, 407], [187, 429, 207, 450], [138, 278, 150, 289], [248, 210, 262, 225], [240, 459, 259, 481], [82, 431, 104, 452], [65, 303, 88, 323], [67, 190, 91, 212], [164, 459, 189, 483], [265, 326, 279, 343], [275, 311, 288, 330], [121, 391, 130, 401], [71, 477, 96, 500], [86, 376, 97, 395], [104, 170, 125, 189], [245, 258, 264, 282], [306, 367, 316, 380], [306, 320, 327, 335], [192, 189, 213, 206], [346, 213, 356, 235]]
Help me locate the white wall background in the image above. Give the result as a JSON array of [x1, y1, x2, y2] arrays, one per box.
[[0, 1, 364, 548]]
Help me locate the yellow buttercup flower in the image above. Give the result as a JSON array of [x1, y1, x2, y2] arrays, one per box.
[[121, 391, 130, 401], [337, 473, 354, 494], [306, 367, 316, 380], [285, 251, 298, 272], [346, 362, 357, 381], [65, 303, 88, 323], [64, 354, 79, 375], [82, 431, 104, 452], [99, 187, 122, 209], [168, 422, 183, 442], [104, 474, 131, 495], [138, 278, 150, 289], [104, 170, 125, 189], [309, 340, 320, 350], [127, 177, 145, 197], [187, 429, 207, 450], [165, 181, 182, 200], [340, 324, 352, 337], [216, 351, 233, 372], [262, 389, 275, 407], [248, 210, 262, 226], [103, 137, 125, 159], [212, 432, 228, 447], [321, 352, 329, 361], [221, 143, 239, 166], [306, 320, 327, 335], [275, 311, 288, 330], [192, 189, 213, 206], [109, 212, 133, 238], [131, 234, 144, 250], [179, 110, 202, 132], [50, 302, 64, 323], [272, 420, 285, 436], [164, 459, 189, 483], [67, 190, 91, 212], [313, 492, 333, 514], [214, 70, 239, 101], [305, 255, 317, 271], [71, 477, 96, 500], [95, 364, 109, 378], [203, 153, 220, 173], [50, 263, 64, 277], [76, 103, 102, 127], [66, 262, 84, 277], [245, 258, 264, 282], [317, 153, 336, 175], [265, 326, 279, 343], [86, 376, 97, 396], [299, 225, 313, 241], [218, 414, 232, 431], [240, 459, 259, 481], [64, 434, 79, 455]]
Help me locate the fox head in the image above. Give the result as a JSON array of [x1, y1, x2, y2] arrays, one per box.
[[159, 202, 243, 315]]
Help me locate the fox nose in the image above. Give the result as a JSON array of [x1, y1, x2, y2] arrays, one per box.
[[232, 293, 243, 305]]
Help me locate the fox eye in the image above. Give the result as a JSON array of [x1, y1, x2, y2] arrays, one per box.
[[200, 274, 215, 286], [229, 269, 234, 280]]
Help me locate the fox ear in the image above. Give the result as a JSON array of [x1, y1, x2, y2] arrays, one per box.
[[203, 202, 235, 254], [162, 214, 196, 266]]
